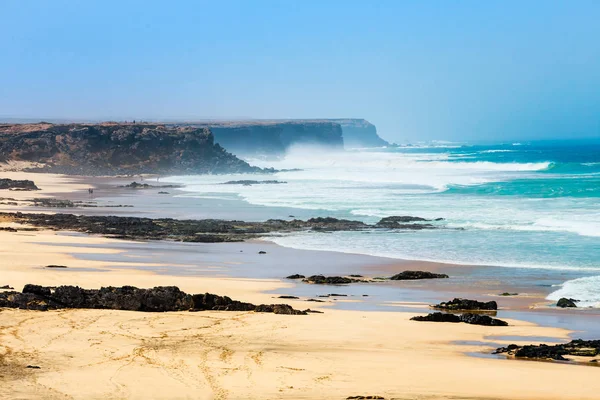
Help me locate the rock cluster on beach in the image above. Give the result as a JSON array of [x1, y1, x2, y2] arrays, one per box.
[[0, 212, 446, 243], [411, 312, 508, 326], [494, 339, 600, 362], [286, 271, 449, 285], [389, 271, 449, 280], [120, 182, 182, 189], [0, 178, 39, 191], [0, 284, 308, 315], [432, 298, 497, 311]]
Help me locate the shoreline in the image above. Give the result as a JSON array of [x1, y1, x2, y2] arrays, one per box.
[[2, 171, 600, 399]]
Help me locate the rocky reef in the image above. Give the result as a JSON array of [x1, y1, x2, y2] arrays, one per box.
[[432, 298, 497, 311], [494, 340, 600, 362], [0, 213, 443, 242], [0, 123, 261, 175], [411, 312, 508, 326], [0, 178, 39, 191], [0, 284, 307, 315]]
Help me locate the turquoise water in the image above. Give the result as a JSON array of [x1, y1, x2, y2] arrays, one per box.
[[169, 139, 600, 306]]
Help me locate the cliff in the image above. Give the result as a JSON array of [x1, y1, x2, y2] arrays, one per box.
[[179, 119, 387, 156], [190, 121, 343, 157], [329, 119, 389, 148], [0, 123, 261, 175]]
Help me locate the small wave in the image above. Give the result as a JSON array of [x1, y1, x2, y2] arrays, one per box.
[[547, 276, 600, 308], [479, 149, 516, 154], [448, 218, 600, 238]]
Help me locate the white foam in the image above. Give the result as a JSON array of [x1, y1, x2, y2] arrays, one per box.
[[547, 276, 600, 308]]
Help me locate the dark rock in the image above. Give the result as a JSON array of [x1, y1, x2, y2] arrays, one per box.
[[158, 191, 169, 194], [349, 274, 363, 278], [0, 211, 444, 244], [0, 178, 39, 191], [500, 292, 518, 296], [0, 285, 307, 315], [306, 299, 325, 302], [26, 365, 41, 369], [557, 298, 578, 308], [258, 251, 267, 254], [278, 296, 299, 299], [303, 275, 358, 285], [346, 396, 385, 400], [494, 339, 600, 361], [389, 271, 449, 280], [191, 293, 255, 312], [254, 304, 307, 315], [45, 265, 68, 268], [459, 313, 508, 326], [286, 274, 305, 279], [0, 285, 14, 290], [433, 298, 497, 311], [23, 284, 52, 297], [411, 312, 508, 326], [411, 312, 461, 323]]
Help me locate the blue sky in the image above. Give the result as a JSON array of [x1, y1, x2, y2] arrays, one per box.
[[1, 0, 599, 142]]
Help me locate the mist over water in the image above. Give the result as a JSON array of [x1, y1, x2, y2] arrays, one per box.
[[169, 140, 600, 306]]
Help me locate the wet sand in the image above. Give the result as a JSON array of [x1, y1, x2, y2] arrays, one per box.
[[2, 171, 600, 399]]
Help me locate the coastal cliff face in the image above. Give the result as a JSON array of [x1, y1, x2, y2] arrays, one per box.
[[185, 119, 387, 156], [331, 119, 389, 148], [0, 123, 260, 175], [202, 121, 344, 157]]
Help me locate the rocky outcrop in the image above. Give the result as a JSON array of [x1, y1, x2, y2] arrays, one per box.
[[121, 182, 181, 189], [557, 298, 578, 308], [376, 216, 443, 230], [389, 271, 449, 280], [494, 340, 600, 361], [1, 284, 307, 315], [432, 298, 497, 311], [302, 275, 361, 285], [411, 312, 508, 326], [0, 212, 444, 243], [0, 123, 261, 175], [0, 178, 39, 191]]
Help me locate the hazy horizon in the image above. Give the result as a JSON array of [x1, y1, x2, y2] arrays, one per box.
[[2, 0, 599, 142]]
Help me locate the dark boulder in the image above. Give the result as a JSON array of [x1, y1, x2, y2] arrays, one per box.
[[0, 178, 39, 191], [0, 285, 14, 290], [22, 284, 52, 297], [557, 298, 578, 308], [255, 304, 307, 315], [286, 274, 305, 279], [433, 298, 497, 311], [411, 312, 461, 323], [411, 312, 508, 326], [303, 275, 358, 285], [459, 313, 508, 326], [278, 296, 299, 299], [191, 293, 255, 312], [389, 271, 449, 280]]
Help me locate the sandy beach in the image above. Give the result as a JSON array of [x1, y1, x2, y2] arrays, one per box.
[[1, 172, 600, 400]]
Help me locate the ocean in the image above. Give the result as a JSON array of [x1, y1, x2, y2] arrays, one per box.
[[168, 139, 600, 307]]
